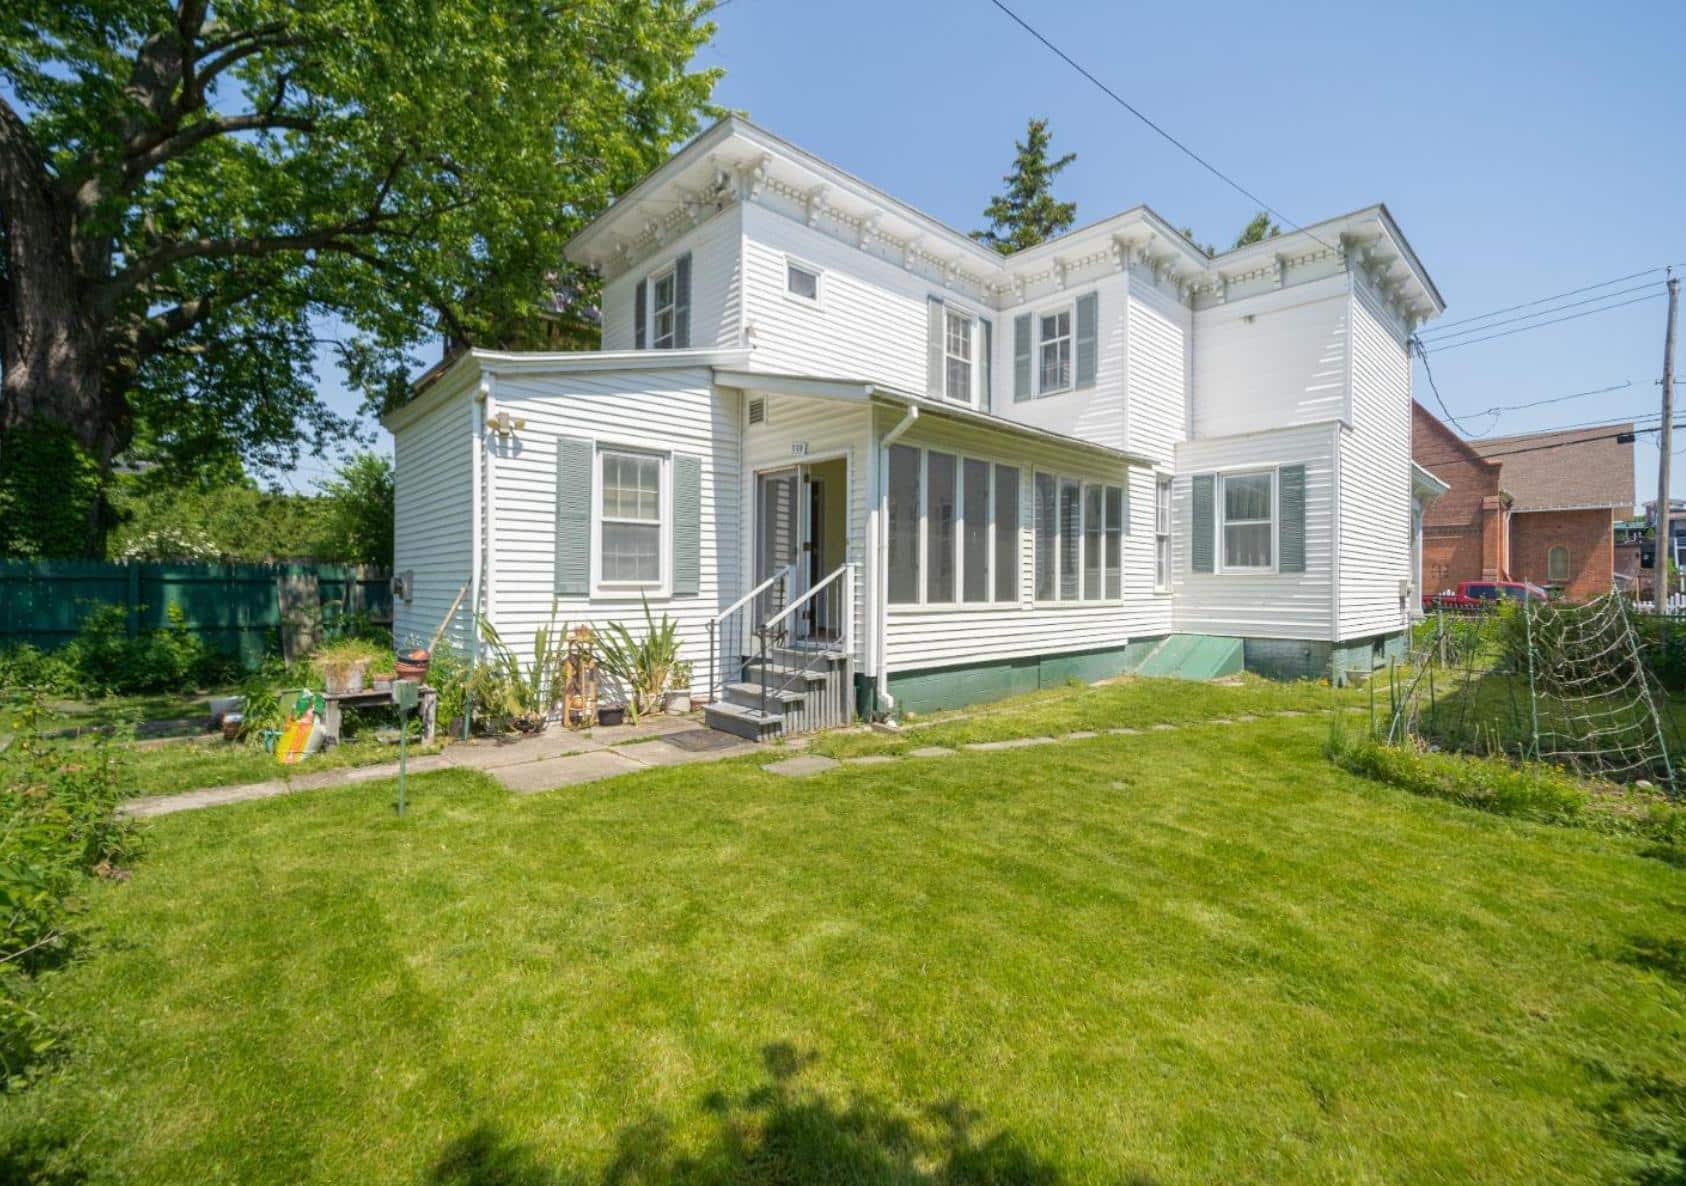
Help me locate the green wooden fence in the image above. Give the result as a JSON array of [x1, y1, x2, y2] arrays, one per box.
[[0, 560, 391, 667]]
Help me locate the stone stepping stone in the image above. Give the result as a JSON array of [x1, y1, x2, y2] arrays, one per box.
[[907, 746, 956, 758], [965, 737, 1056, 751], [842, 755, 897, 765], [763, 754, 841, 777], [497, 750, 642, 794], [1149, 723, 1179, 731], [1107, 727, 1141, 736], [1064, 730, 1099, 740]]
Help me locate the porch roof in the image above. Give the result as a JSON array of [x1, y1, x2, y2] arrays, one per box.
[[711, 368, 1157, 468]]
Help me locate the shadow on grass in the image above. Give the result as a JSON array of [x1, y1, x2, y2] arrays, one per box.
[[1619, 935, 1686, 986], [1600, 1068, 1686, 1186], [428, 1042, 1155, 1186]]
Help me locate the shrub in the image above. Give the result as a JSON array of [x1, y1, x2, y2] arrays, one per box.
[[0, 644, 84, 697], [598, 598, 682, 721], [0, 604, 242, 698], [0, 694, 140, 1086]]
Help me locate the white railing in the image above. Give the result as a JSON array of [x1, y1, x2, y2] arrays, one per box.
[[705, 564, 794, 703]]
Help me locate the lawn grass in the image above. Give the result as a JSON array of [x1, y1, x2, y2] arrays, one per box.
[[32, 689, 224, 733], [808, 672, 1357, 758], [4, 713, 1682, 1185], [121, 733, 443, 798]]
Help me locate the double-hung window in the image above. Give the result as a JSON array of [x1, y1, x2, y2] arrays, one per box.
[[1221, 470, 1274, 570], [600, 449, 663, 586], [1155, 475, 1173, 592], [786, 260, 820, 303], [945, 310, 974, 403], [1039, 308, 1072, 394], [651, 268, 677, 349]]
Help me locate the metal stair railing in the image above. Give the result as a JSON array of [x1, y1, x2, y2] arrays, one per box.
[[706, 564, 794, 704], [755, 562, 855, 723]]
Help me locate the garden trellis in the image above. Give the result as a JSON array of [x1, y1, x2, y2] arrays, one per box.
[[1379, 595, 1677, 791]]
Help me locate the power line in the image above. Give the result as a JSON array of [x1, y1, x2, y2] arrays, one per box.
[[1415, 422, 1663, 466], [1425, 265, 1674, 333], [1411, 336, 1478, 434], [1418, 281, 1666, 343], [1420, 291, 1667, 353], [983, 0, 1335, 254]]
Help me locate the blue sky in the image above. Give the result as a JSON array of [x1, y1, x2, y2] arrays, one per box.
[[333, 0, 1684, 506]]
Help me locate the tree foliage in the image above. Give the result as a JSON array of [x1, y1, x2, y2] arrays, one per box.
[[0, 0, 721, 554], [972, 118, 1077, 255], [1180, 211, 1283, 258]]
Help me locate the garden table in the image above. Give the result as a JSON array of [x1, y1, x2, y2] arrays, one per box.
[[319, 683, 436, 747]]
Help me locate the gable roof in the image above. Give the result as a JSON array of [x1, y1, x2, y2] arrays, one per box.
[[1470, 423, 1636, 513]]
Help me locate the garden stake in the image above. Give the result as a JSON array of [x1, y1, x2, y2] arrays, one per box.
[[395, 679, 418, 817]]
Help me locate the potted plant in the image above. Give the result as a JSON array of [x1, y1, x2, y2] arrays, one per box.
[[367, 649, 397, 692], [311, 638, 386, 695], [665, 661, 694, 715], [598, 597, 683, 724], [596, 702, 627, 727]]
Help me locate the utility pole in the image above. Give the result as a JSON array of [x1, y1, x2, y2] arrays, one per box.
[[1660, 268, 1680, 603]]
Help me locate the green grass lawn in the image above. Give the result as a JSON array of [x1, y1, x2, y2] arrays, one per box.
[[121, 734, 441, 798], [4, 707, 1682, 1185]]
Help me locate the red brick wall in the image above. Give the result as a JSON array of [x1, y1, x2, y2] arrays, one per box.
[[1510, 509, 1615, 601], [1414, 403, 1506, 592]]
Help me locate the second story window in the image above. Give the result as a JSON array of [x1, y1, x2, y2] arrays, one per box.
[[786, 260, 820, 302], [651, 268, 677, 349], [944, 310, 974, 403], [1039, 308, 1072, 394]]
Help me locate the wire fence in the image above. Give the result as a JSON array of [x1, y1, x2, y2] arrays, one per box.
[[1373, 594, 1679, 792]]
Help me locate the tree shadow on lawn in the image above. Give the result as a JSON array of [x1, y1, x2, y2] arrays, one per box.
[[428, 1041, 1161, 1186], [1617, 934, 1686, 986]]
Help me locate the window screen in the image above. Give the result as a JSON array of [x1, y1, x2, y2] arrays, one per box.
[[887, 444, 921, 604], [926, 451, 958, 603], [1035, 472, 1057, 601], [995, 466, 1020, 603], [962, 458, 990, 603]]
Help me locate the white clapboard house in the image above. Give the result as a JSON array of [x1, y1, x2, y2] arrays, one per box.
[[385, 117, 1447, 738]]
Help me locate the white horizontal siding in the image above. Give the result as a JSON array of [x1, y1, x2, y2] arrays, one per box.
[[1338, 276, 1413, 638], [1173, 422, 1337, 641], [392, 379, 473, 654], [883, 411, 1143, 672], [483, 366, 740, 690], [1124, 275, 1190, 467], [1191, 274, 1349, 438], [991, 271, 1128, 450], [601, 206, 742, 352]]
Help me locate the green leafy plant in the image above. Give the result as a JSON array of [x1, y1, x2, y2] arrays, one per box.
[[465, 611, 568, 734], [0, 692, 140, 1086], [598, 598, 683, 722]]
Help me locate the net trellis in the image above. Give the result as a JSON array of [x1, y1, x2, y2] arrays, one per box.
[[1378, 594, 1678, 790]]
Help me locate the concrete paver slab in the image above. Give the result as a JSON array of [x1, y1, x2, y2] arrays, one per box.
[[965, 737, 1055, 751], [763, 754, 840, 777], [842, 754, 897, 765], [615, 735, 758, 767], [908, 746, 956, 758], [496, 750, 644, 794]]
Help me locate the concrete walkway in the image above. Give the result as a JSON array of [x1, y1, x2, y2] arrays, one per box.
[[122, 715, 758, 818]]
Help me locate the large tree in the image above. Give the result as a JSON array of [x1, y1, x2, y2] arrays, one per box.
[[972, 117, 1077, 255], [0, 0, 720, 554]]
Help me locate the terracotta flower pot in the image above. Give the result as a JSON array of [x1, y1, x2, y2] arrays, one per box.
[[396, 648, 430, 683]]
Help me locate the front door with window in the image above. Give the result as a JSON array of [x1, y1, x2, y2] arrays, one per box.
[[754, 461, 845, 642]]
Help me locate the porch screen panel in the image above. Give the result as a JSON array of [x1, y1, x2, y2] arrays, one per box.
[[1083, 484, 1103, 599], [887, 445, 921, 604], [1034, 472, 1057, 600], [926, 450, 958, 604], [1104, 485, 1124, 599], [994, 465, 1020, 603], [962, 458, 989, 603], [1059, 477, 1081, 600]]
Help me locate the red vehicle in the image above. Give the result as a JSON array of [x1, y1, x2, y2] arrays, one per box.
[[1423, 580, 1549, 613]]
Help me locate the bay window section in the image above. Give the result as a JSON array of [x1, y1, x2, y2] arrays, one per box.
[[994, 466, 1020, 603], [962, 458, 990, 603], [600, 450, 663, 585], [887, 444, 921, 604], [926, 451, 958, 603], [1104, 485, 1123, 599], [1034, 473, 1057, 601], [1059, 478, 1081, 600], [1222, 470, 1274, 570]]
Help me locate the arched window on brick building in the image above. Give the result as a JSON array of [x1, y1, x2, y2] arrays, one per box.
[[1547, 545, 1570, 584]]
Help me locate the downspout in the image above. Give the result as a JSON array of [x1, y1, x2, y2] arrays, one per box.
[[481, 374, 499, 626], [466, 375, 486, 737], [875, 404, 919, 717]]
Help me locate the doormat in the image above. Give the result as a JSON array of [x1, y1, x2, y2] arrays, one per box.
[[660, 728, 747, 753]]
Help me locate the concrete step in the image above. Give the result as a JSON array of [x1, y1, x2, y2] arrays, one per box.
[[703, 701, 784, 741], [742, 661, 830, 687], [724, 681, 807, 707]]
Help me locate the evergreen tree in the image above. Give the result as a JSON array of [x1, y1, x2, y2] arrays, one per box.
[[1232, 211, 1282, 248], [972, 119, 1078, 254]]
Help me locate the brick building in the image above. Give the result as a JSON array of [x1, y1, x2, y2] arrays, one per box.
[[1412, 403, 1634, 600]]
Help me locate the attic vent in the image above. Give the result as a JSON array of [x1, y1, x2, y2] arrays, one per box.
[[747, 397, 767, 426]]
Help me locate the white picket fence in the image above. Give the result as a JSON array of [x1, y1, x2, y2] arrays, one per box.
[[1634, 591, 1686, 617]]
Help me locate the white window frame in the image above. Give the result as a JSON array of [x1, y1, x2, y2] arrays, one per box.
[[784, 256, 822, 306], [1032, 470, 1127, 606], [887, 446, 1023, 610], [1547, 544, 1570, 583], [591, 444, 671, 598], [649, 264, 678, 350], [1036, 303, 1075, 397], [1217, 467, 1277, 574], [944, 308, 975, 405], [1154, 473, 1173, 593]]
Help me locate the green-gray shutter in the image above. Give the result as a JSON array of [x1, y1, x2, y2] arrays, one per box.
[[1191, 473, 1215, 574], [634, 279, 647, 349], [927, 296, 944, 397], [1279, 464, 1306, 574], [1013, 313, 1032, 401], [673, 252, 692, 348], [978, 316, 993, 408], [555, 436, 593, 595], [672, 453, 701, 596], [1075, 292, 1098, 389]]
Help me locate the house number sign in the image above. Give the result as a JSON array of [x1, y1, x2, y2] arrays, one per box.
[[791, 441, 809, 457]]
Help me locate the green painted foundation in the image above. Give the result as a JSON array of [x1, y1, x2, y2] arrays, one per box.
[[867, 639, 1162, 718], [1242, 631, 1407, 685]]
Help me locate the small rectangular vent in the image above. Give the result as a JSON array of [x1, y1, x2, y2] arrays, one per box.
[[747, 397, 767, 426]]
